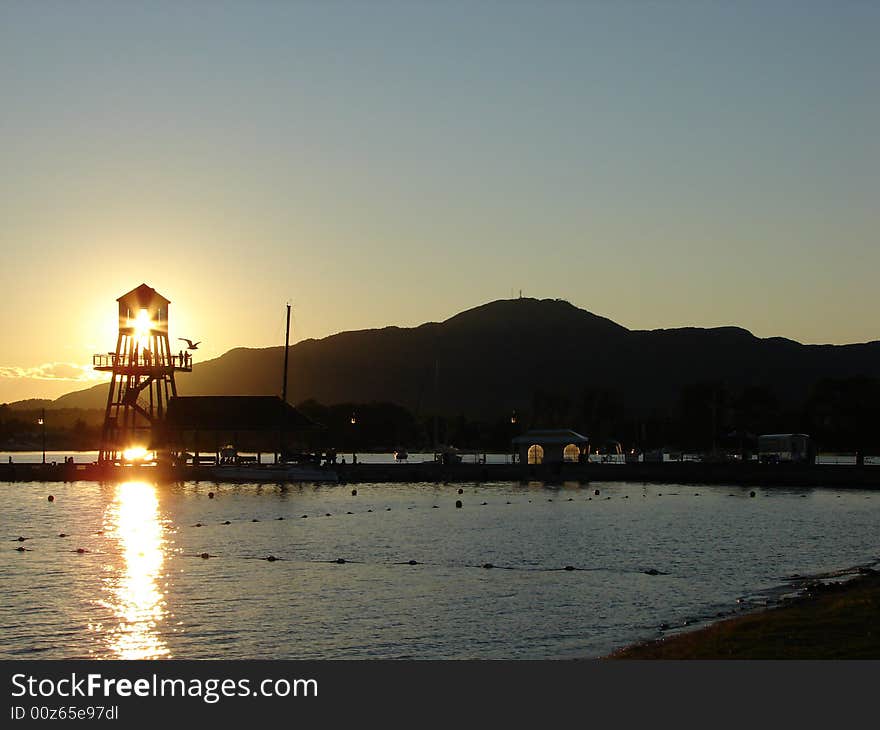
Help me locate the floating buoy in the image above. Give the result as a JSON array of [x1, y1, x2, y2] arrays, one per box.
[[16, 546, 26, 552], [564, 565, 575, 571], [194, 523, 203, 527], [386, 507, 391, 511], [458, 488, 463, 495], [266, 555, 278, 562], [48, 495, 55, 502], [200, 552, 210, 559], [567, 498, 573, 502], [482, 563, 494, 569], [548, 498, 553, 502], [506, 501, 511, 505], [351, 489, 357, 496], [277, 516, 284, 520], [222, 520, 231, 525], [455, 500, 462, 509], [58, 533, 67, 538], [252, 518, 260, 522], [326, 513, 332, 517], [347, 511, 353, 515], [208, 492, 215, 499], [335, 558, 346, 564], [432, 505, 438, 509], [481, 501, 488, 506], [694, 493, 700, 496], [301, 515, 308, 519], [644, 569, 662, 576], [750, 491, 756, 498], [408, 559, 418, 565], [367, 509, 373, 513], [16, 536, 26, 542], [594, 489, 600, 495], [75, 548, 87, 554]]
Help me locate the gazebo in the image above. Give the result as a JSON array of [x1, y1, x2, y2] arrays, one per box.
[[511, 429, 590, 465]]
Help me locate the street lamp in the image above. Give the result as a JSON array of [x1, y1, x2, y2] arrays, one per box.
[[37, 409, 45, 464]]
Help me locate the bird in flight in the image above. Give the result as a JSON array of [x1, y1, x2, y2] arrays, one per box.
[[179, 338, 201, 350]]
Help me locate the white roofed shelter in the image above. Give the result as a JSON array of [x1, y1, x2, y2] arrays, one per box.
[[512, 429, 589, 465]]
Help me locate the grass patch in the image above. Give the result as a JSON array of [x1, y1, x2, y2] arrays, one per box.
[[607, 572, 880, 659]]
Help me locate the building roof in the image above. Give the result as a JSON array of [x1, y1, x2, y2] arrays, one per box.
[[511, 429, 589, 446], [165, 396, 316, 431], [758, 433, 810, 439]]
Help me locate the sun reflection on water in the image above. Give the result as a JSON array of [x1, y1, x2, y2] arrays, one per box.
[[100, 481, 170, 659]]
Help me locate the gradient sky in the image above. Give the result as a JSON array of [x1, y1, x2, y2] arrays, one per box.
[[1, 1, 877, 402]]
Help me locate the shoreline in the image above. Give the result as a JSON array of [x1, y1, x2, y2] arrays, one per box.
[[605, 567, 880, 659], [2, 460, 880, 487]]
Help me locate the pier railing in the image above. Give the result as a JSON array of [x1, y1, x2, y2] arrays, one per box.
[[92, 353, 193, 372]]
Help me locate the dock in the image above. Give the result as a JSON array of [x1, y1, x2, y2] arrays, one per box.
[[2, 460, 880, 488]]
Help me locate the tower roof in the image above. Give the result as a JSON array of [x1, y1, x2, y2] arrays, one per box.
[[117, 283, 170, 306]]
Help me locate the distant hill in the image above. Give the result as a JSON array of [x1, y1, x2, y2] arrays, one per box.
[[5, 398, 54, 410], [52, 298, 880, 418]]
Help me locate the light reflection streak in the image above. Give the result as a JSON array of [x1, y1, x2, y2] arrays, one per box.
[[100, 481, 170, 659]]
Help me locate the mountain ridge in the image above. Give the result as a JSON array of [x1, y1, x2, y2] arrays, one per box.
[[48, 298, 880, 416]]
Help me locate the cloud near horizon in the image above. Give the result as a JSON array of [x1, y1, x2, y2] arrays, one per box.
[[0, 362, 111, 383]]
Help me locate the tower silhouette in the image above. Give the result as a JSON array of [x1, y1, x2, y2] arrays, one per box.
[[93, 284, 191, 463]]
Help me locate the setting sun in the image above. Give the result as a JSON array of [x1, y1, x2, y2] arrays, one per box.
[[130, 308, 152, 346]]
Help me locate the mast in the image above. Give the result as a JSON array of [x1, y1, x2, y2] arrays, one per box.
[[278, 303, 291, 463], [282, 303, 291, 403]]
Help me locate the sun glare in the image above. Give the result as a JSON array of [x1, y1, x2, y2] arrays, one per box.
[[122, 446, 150, 462]]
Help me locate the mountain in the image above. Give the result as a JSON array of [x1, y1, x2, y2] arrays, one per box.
[[52, 298, 880, 418]]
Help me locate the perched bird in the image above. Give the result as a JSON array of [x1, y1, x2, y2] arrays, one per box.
[[179, 338, 201, 350]]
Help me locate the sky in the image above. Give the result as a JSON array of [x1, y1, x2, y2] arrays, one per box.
[[0, 1, 877, 402]]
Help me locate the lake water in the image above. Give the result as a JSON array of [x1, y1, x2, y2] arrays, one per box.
[[2, 479, 879, 659]]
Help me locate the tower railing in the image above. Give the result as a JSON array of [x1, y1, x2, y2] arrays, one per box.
[[93, 353, 193, 371]]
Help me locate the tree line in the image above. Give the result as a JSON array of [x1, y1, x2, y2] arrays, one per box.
[[2, 375, 877, 454]]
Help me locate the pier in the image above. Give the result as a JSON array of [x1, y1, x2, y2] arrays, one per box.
[[2, 460, 880, 488]]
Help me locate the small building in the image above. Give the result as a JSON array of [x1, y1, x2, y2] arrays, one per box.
[[758, 433, 812, 463], [512, 429, 589, 465], [161, 396, 317, 463]]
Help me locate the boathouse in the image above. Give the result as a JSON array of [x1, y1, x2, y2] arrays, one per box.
[[511, 429, 589, 465], [161, 395, 317, 463]]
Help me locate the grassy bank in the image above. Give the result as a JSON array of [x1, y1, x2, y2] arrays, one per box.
[[607, 571, 880, 659]]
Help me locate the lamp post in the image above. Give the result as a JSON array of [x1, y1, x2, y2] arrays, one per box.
[[510, 410, 518, 464], [38, 409, 45, 464]]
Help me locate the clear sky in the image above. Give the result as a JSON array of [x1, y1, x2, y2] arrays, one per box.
[[1, 1, 877, 402]]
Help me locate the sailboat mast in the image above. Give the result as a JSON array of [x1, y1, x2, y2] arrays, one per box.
[[281, 304, 291, 403]]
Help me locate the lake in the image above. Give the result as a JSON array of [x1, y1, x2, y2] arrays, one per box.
[[2, 479, 879, 659]]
